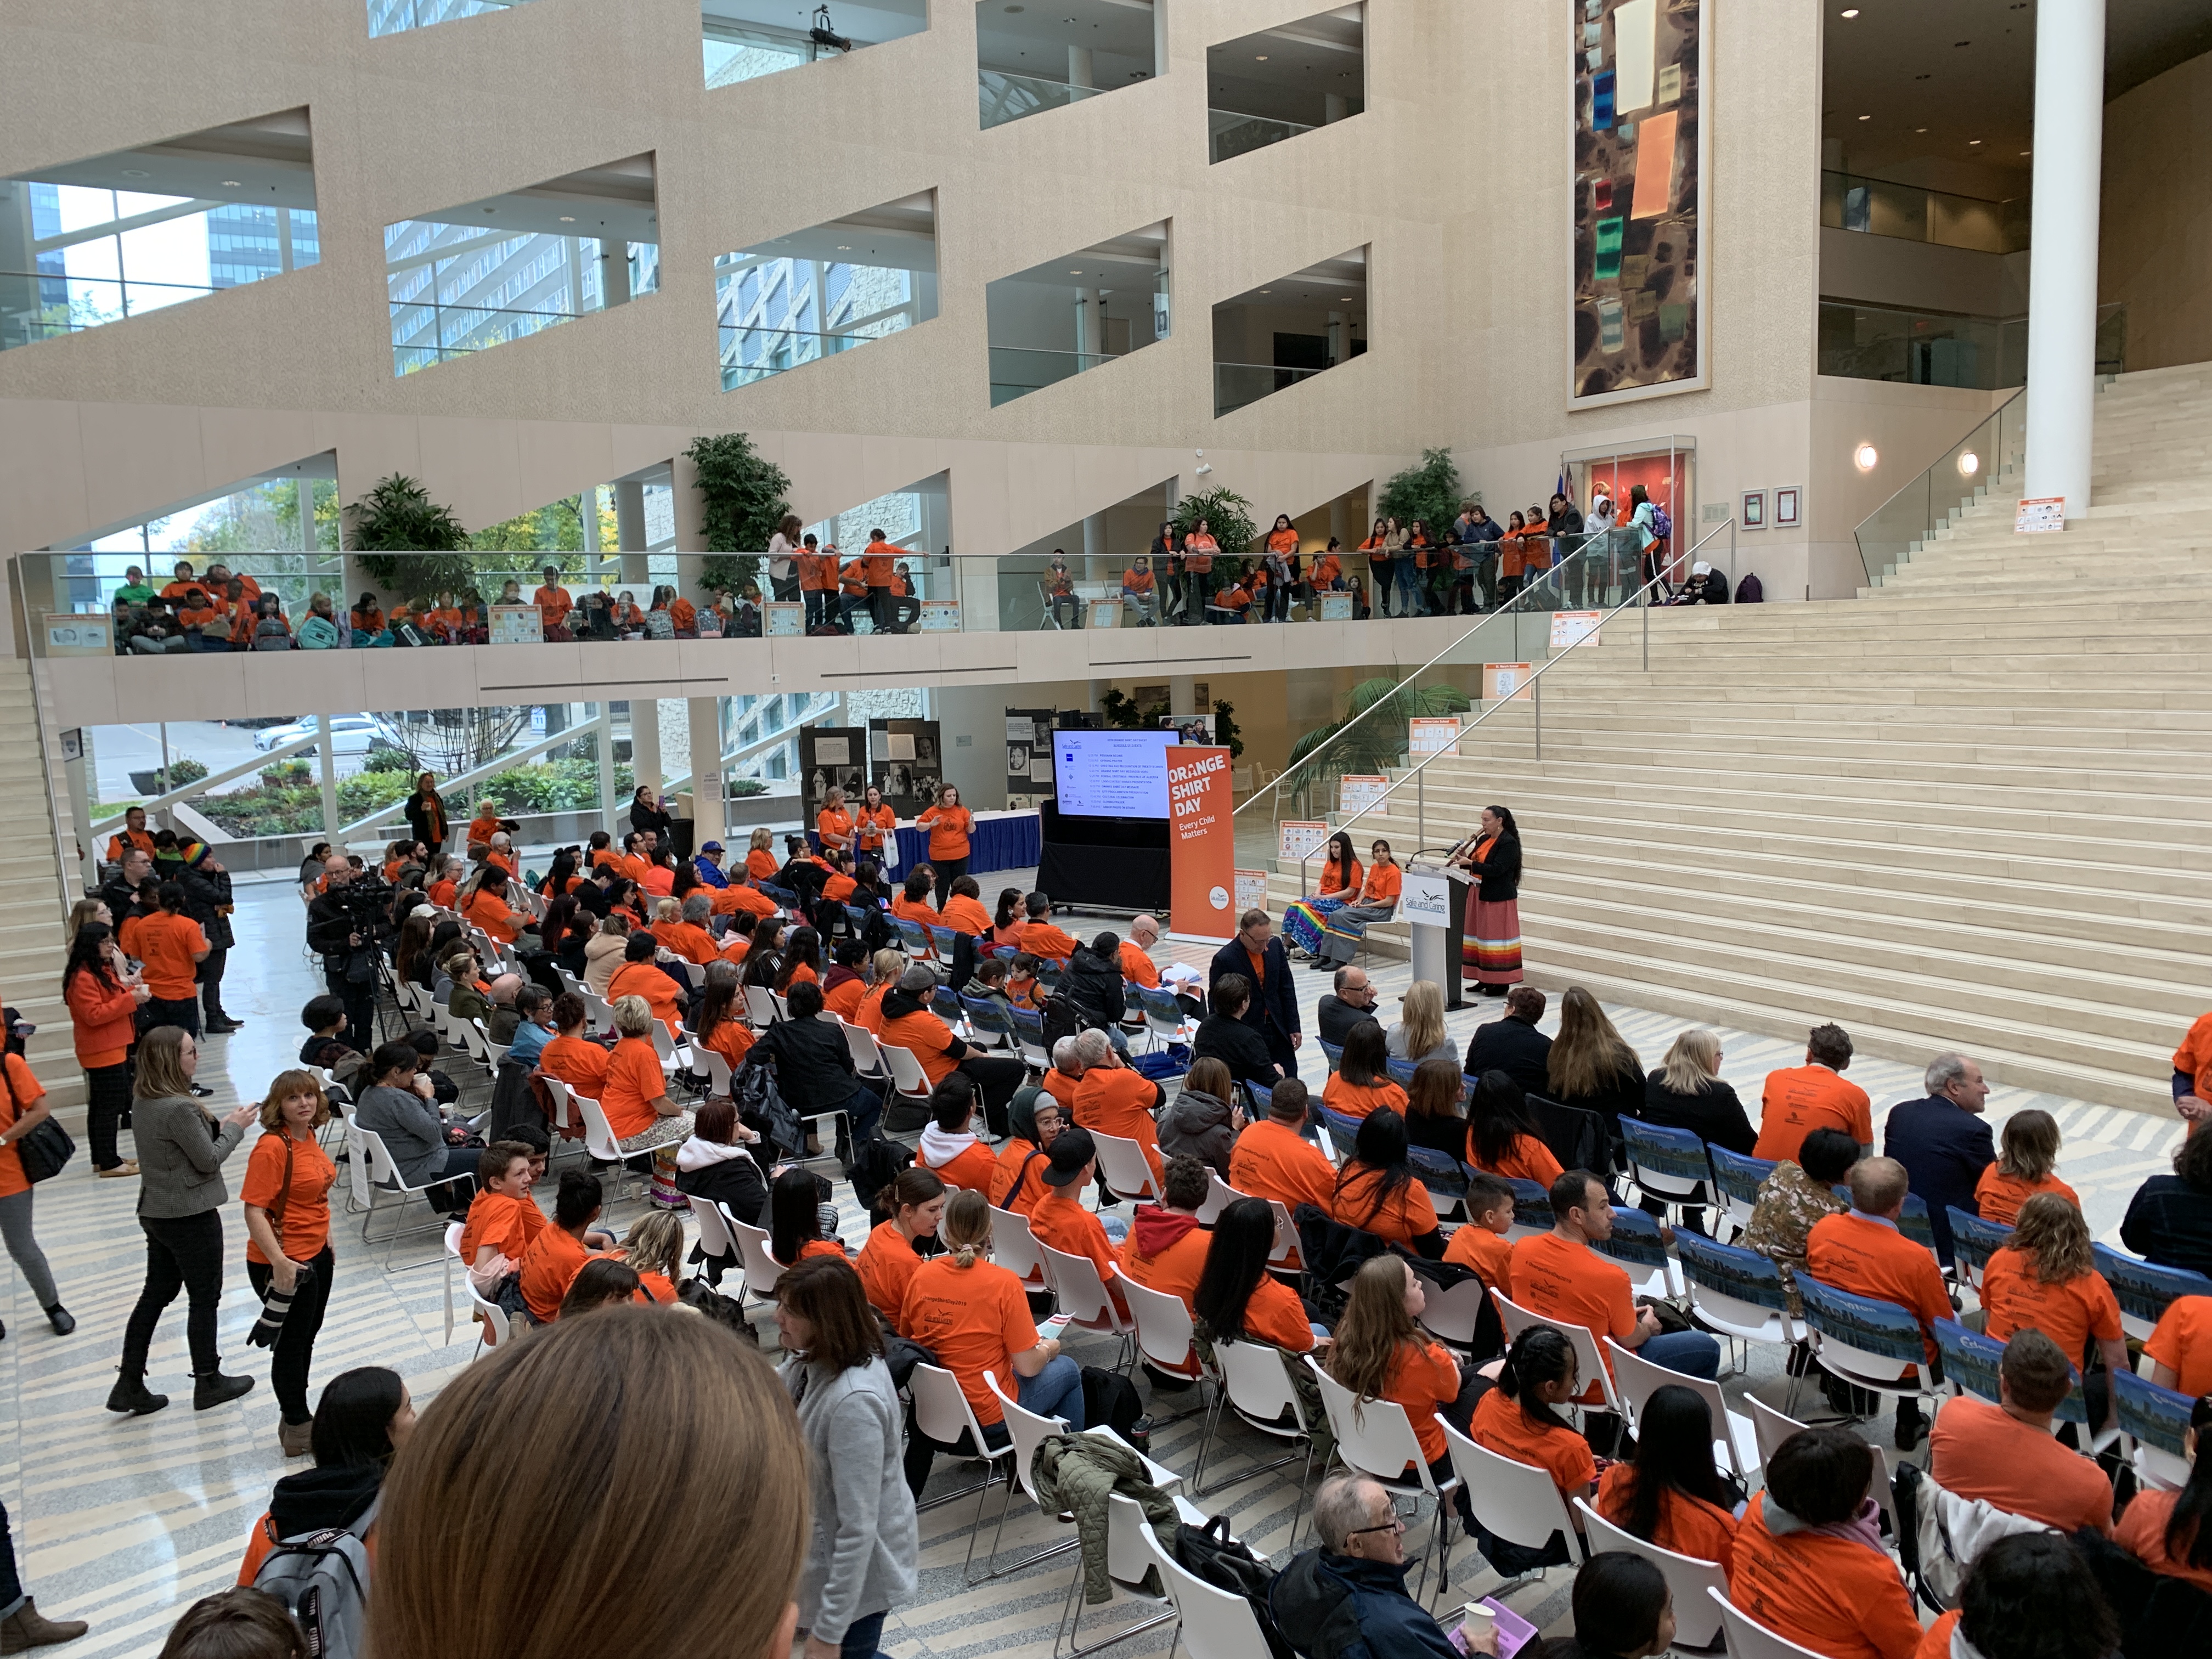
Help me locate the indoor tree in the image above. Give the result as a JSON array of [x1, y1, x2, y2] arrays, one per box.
[[1278, 675, 1470, 804], [346, 473, 479, 601], [1378, 447, 1468, 534], [1171, 486, 1259, 582], [687, 431, 792, 595]]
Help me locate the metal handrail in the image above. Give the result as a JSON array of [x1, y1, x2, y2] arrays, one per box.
[[1233, 532, 1609, 821], [1850, 385, 2025, 584], [1293, 517, 1736, 895]]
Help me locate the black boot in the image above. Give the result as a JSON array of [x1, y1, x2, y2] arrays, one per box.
[[44, 1304, 73, 1335], [1894, 1398, 1928, 1452], [106, 1371, 169, 1415], [193, 1369, 255, 1410]]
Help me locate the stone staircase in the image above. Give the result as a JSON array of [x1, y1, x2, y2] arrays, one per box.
[[0, 660, 83, 1110], [1264, 362, 2212, 1114]]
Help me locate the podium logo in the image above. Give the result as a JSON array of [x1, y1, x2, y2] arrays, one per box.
[[1207, 885, 1229, 910]]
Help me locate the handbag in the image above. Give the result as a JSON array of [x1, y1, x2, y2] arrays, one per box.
[[2, 1058, 72, 1183]]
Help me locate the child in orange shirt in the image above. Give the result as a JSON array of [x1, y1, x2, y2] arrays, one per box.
[[1972, 1108, 2079, 1226], [1442, 1173, 1517, 1295]]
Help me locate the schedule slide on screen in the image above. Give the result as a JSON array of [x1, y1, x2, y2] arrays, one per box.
[[1054, 729, 1180, 818]]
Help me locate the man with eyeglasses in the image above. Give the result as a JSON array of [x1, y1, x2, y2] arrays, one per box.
[[1270, 1475, 1487, 1659], [1316, 966, 1378, 1047]]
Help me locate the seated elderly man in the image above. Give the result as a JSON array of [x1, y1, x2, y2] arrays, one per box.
[[1271, 1475, 1473, 1659], [484, 972, 525, 1046]]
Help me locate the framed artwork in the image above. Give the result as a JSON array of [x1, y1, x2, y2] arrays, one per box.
[[1741, 490, 1767, 530], [1773, 486, 1802, 528], [1571, 0, 1709, 407]]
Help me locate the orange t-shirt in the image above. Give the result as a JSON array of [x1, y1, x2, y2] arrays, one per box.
[[66, 966, 139, 1069], [778, 1237, 848, 1268], [1358, 862, 1403, 907], [798, 552, 837, 592], [2172, 1009, 2212, 1105], [1318, 855, 1362, 899], [1359, 1338, 1462, 1466], [533, 585, 572, 628], [1728, 1493, 1923, 1659], [1236, 1274, 1317, 1352], [855, 983, 892, 1035], [540, 1032, 611, 1098], [1228, 1119, 1338, 1217], [817, 808, 855, 852], [1971, 1164, 2080, 1227], [695, 1017, 755, 1076], [465, 887, 523, 946], [1074, 1068, 1165, 1184], [1595, 1463, 1737, 1570], [1926, 1394, 2113, 1533], [2115, 1487, 2212, 1595], [1916, 1613, 1959, 1659], [822, 977, 867, 1019], [918, 806, 973, 862], [1020, 919, 1078, 962], [131, 911, 207, 1001], [899, 1256, 1038, 1425], [595, 1037, 668, 1139], [857, 1221, 923, 1318], [1122, 567, 1155, 594], [1040, 1069, 1081, 1115], [1115, 1212, 1212, 1314], [427, 878, 458, 909], [2145, 1295, 2212, 1397], [658, 922, 720, 966], [1322, 1075, 1408, 1121], [459, 1189, 546, 1269], [239, 1131, 338, 1265], [1472, 1383, 1597, 1497], [466, 815, 501, 850], [1510, 1231, 1638, 1388], [1804, 1211, 1951, 1364], [519, 1226, 598, 1324], [853, 803, 897, 854], [1979, 1246, 2121, 1361], [822, 873, 857, 905], [994, 1141, 1053, 1217], [746, 849, 781, 881], [1029, 1186, 1122, 1294], [0, 1056, 50, 1200], [713, 883, 779, 919], [1754, 1065, 1873, 1163], [1470, 1131, 1564, 1187], [1442, 1224, 1513, 1294], [608, 961, 684, 1039], [1118, 940, 1160, 989], [920, 1139, 1001, 1196], [878, 1008, 959, 1088], [1329, 1164, 1440, 1246], [891, 893, 939, 932], [943, 894, 994, 936]]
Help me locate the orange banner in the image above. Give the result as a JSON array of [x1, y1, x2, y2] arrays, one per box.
[[1166, 745, 1237, 941]]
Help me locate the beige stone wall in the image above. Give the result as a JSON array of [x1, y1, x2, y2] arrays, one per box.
[[2101, 47, 2212, 377]]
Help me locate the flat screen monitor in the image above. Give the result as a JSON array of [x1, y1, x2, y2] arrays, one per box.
[[1052, 729, 1181, 819]]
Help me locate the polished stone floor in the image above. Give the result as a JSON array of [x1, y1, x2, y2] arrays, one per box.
[[0, 877, 2179, 1657]]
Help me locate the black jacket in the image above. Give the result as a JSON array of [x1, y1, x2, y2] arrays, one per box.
[[631, 798, 675, 842], [2120, 1176, 2212, 1277], [1207, 936, 1300, 1044], [1193, 1014, 1278, 1090], [1060, 946, 1127, 1030], [173, 859, 234, 950], [1883, 1096, 1996, 1265], [1317, 994, 1379, 1047], [305, 890, 359, 960], [1550, 1059, 1646, 1141], [1466, 1014, 1552, 1097], [1404, 1108, 1469, 1164], [675, 1147, 770, 1226], [1636, 1071, 1757, 1156], [265, 1462, 383, 1545], [404, 789, 448, 851], [1467, 832, 1521, 902], [754, 1014, 865, 1112], [1269, 1549, 1458, 1659]]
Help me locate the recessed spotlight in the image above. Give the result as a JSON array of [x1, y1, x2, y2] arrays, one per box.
[[1968, 138, 1982, 145], [559, 215, 575, 222], [1857, 114, 1870, 121], [1259, 289, 1271, 294], [1841, 7, 1859, 14], [1256, 54, 1268, 61], [221, 179, 244, 188], [1915, 126, 1928, 133], [1957, 452, 1980, 476], [2018, 149, 2030, 156], [836, 245, 851, 250], [120, 168, 149, 178], [1855, 443, 1880, 471]]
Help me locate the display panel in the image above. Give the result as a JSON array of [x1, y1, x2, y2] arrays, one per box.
[[1053, 729, 1181, 819]]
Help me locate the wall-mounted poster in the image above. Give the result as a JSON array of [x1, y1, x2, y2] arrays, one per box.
[[1773, 486, 1802, 529], [488, 605, 543, 645], [869, 719, 942, 815], [1006, 708, 1057, 799], [1741, 489, 1766, 530], [1572, 0, 1708, 407], [799, 727, 868, 820]]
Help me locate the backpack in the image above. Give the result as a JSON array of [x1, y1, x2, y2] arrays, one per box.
[[848, 1133, 913, 1223], [732, 1053, 805, 1161], [1649, 504, 1673, 540], [1177, 1516, 1294, 1659], [1039, 990, 1085, 1053], [1080, 1364, 1148, 1452], [252, 1497, 376, 1659], [1734, 571, 1763, 603], [643, 609, 675, 640]]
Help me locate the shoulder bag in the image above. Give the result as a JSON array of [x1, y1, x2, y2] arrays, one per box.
[[3, 1057, 73, 1184]]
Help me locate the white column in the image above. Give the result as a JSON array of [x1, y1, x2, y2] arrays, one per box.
[[1168, 675, 1196, 719], [317, 727, 340, 850], [629, 701, 662, 802], [1068, 44, 1094, 89], [1083, 511, 1109, 587], [601, 239, 632, 307], [616, 479, 650, 585], [1324, 93, 1349, 124], [2023, 0, 2106, 522], [687, 696, 725, 850]]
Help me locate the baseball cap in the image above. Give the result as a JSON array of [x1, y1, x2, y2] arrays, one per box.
[[1042, 1126, 1097, 1187], [701, 840, 724, 853]]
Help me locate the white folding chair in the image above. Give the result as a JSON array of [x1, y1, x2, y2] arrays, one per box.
[[649, 1020, 695, 1085], [1039, 1242, 1136, 1372], [582, 990, 614, 1034], [728, 1217, 788, 1309], [689, 1195, 740, 1288], [1573, 1501, 1728, 1648], [989, 1205, 1053, 1295], [440, 1219, 510, 1359], [1091, 1129, 1163, 1206], [1492, 1290, 1630, 1449], [1194, 1339, 1322, 1532], [880, 1043, 935, 1125], [698, 1046, 736, 1102], [1602, 1338, 1761, 1482], [1053, 1489, 1196, 1659], [842, 1020, 890, 1082], [1195, 1172, 1246, 1226], [907, 1361, 1018, 1522], [575, 1093, 676, 1208], [1417, 1276, 1493, 1351], [1708, 1588, 1832, 1659], [353, 1123, 455, 1268], [745, 983, 781, 1026], [1440, 1419, 1585, 1590], [975, 1370, 1083, 1582], [1133, 1505, 1277, 1659], [1120, 1276, 1211, 1415], [680, 958, 708, 989], [1304, 1357, 1458, 1603]]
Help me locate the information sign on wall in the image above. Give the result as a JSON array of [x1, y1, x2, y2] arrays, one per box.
[[42, 614, 113, 657], [1339, 775, 1388, 815], [2015, 496, 2066, 534], [765, 602, 804, 636], [918, 599, 962, 631], [1409, 718, 1462, 757], [1317, 592, 1355, 620], [1483, 663, 1533, 702], [488, 605, 543, 645], [1550, 611, 1605, 649], [1278, 820, 1330, 863]]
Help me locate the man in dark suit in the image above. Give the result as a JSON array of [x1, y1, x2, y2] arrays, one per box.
[[1466, 985, 1552, 1097], [1316, 965, 1380, 1047], [1208, 909, 1301, 1077], [1883, 1051, 1995, 1269]]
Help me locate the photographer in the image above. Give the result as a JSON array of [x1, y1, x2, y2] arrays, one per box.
[[304, 855, 386, 1052], [171, 844, 243, 1035]]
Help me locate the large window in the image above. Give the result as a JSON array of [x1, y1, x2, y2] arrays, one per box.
[[1206, 5, 1364, 163], [367, 0, 538, 38], [977, 0, 1156, 129], [703, 0, 928, 88], [715, 193, 936, 388], [0, 112, 318, 353], [986, 223, 1169, 405]]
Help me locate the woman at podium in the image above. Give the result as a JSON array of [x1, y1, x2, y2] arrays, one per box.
[[1452, 805, 1523, 997]]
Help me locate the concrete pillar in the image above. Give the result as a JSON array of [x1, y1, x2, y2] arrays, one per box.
[[1330, 492, 1353, 550], [1324, 93, 1349, 124], [1083, 511, 1109, 586], [1327, 311, 1346, 367], [317, 727, 340, 849], [687, 696, 725, 849], [1168, 675, 1197, 719], [629, 701, 662, 800], [1068, 45, 1094, 89], [602, 239, 632, 307], [594, 705, 618, 837], [1075, 288, 1105, 367], [615, 479, 650, 585], [2023, 0, 2106, 521]]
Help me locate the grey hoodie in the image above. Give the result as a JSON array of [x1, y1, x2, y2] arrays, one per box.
[[1159, 1085, 1237, 1178], [780, 1353, 918, 1643]]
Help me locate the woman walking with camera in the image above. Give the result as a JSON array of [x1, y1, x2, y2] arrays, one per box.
[[0, 1042, 74, 1342], [239, 1070, 340, 1457], [110, 1027, 259, 1415]]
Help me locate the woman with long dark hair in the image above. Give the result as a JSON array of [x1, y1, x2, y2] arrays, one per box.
[[1312, 839, 1403, 970], [538, 894, 578, 965], [769, 1165, 847, 1268], [1465, 1069, 1564, 1185], [1401, 1057, 1469, 1162], [403, 772, 448, 855], [1322, 1018, 1407, 1121], [1284, 832, 1363, 960], [1328, 1108, 1442, 1256], [691, 962, 755, 1079], [1595, 1383, 1741, 1568], [742, 917, 787, 991], [235, 1365, 414, 1584], [775, 925, 823, 996], [1451, 804, 1523, 997], [1548, 985, 1645, 1140], [65, 919, 147, 1176], [1544, 1554, 1676, 1659], [1192, 1197, 1319, 1353], [1468, 1324, 1593, 1570], [1149, 520, 1183, 622], [992, 888, 1026, 949], [539, 847, 582, 899]]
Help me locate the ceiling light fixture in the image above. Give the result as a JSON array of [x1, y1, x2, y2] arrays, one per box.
[[1968, 138, 1982, 145], [1256, 54, 1268, 60], [1915, 126, 1928, 133], [120, 168, 149, 178], [1855, 443, 1880, 472], [560, 215, 576, 222], [221, 179, 244, 188], [1858, 114, 1870, 121], [1841, 7, 1859, 15]]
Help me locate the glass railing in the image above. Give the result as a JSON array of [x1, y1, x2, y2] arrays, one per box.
[[978, 70, 1111, 129], [719, 320, 905, 389], [1215, 359, 1330, 417], [1818, 299, 2125, 390], [389, 299, 582, 373], [1819, 170, 2030, 256], [1853, 389, 2027, 590], [0, 270, 222, 349], [1209, 110, 1318, 164], [988, 343, 1131, 405]]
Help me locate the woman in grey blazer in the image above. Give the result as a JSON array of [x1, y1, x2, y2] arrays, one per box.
[[776, 1257, 918, 1659], [109, 1027, 259, 1417]]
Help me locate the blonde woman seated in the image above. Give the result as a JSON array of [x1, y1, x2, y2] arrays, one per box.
[[1385, 981, 1455, 1065]]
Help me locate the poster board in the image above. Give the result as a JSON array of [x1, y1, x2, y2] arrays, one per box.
[[1409, 717, 1462, 757], [1549, 611, 1605, 649], [1005, 708, 1058, 800], [2015, 496, 2066, 534], [1087, 601, 1120, 629], [800, 727, 869, 823], [1166, 746, 1237, 942], [1484, 663, 1533, 702], [1317, 591, 1355, 620], [488, 604, 543, 645], [868, 719, 942, 815], [1278, 820, 1330, 864], [43, 614, 114, 657], [765, 602, 804, 636], [1339, 775, 1388, 815], [917, 599, 961, 631], [1234, 868, 1270, 917]]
